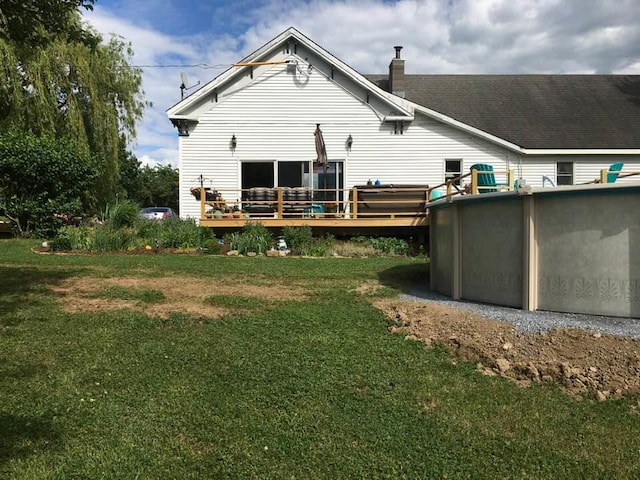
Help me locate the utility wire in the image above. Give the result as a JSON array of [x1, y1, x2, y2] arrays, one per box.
[[132, 63, 231, 69]]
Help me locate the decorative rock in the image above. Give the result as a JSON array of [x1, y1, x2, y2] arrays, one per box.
[[593, 333, 602, 338], [495, 357, 511, 373], [226, 250, 239, 256], [246, 252, 257, 257], [266, 250, 280, 257]]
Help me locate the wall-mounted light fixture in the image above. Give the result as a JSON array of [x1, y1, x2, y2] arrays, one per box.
[[230, 134, 237, 150], [346, 134, 353, 151]]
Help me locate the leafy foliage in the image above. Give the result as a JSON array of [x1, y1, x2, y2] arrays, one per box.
[[54, 206, 214, 252], [103, 199, 140, 229], [224, 222, 274, 255], [352, 236, 410, 256], [282, 225, 313, 254], [0, 0, 147, 205], [137, 218, 213, 249], [0, 134, 97, 237], [136, 165, 179, 212], [0, 0, 97, 47], [89, 226, 138, 252]]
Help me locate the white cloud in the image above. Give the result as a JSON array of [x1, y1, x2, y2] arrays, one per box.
[[83, 0, 640, 166]]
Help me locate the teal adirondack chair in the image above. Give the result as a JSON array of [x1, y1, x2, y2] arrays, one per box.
[[606, 162, 624, 183], [470, 164, 503, 193]]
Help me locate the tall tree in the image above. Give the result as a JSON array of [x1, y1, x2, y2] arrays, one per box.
[[0, 0, 147, 205]]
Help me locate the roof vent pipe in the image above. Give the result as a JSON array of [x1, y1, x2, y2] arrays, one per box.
[[394, 46, 403, 59]]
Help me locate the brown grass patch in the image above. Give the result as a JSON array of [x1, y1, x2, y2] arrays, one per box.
[[49, 275, 306, 319]]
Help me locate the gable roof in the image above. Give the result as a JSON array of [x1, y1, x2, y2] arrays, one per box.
[[167, 27, 413, 121], [367, 74, 640, 150], [168, 27, 640, 152]]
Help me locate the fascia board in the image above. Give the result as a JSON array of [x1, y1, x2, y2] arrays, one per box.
[[519, 149, 640, 155]]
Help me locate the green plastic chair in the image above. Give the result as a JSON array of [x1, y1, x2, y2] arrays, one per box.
[[470, 164, 502, 193], [607, 162, 624, 183]]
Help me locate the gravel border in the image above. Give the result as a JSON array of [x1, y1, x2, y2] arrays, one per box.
[[399, 287, 640, 339]]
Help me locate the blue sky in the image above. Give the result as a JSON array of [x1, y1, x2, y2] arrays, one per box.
[[83, 0, 640, 166]]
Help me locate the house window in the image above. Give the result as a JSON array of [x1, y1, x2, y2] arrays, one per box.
[[445, 159, 462, 185], [556, 162, 573, 185]]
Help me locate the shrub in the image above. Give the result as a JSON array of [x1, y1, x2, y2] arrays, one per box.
[[368, 237, 410, 256], [138, 218, 213, 249], [299, 238, 330, 257], [56, 225, 91, 250], [49, 237, 72, 251], [89, 226, 138, 252], [104, 200, 140, 229], [201, 239, 222, 255], [283, 225, 313, 255], [224, 222, 273, 255]]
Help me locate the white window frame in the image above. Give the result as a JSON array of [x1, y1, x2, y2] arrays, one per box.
[[445, 159, 463, 185], [556, 161, 574, 186]]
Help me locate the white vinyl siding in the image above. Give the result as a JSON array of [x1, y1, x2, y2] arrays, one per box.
[[177, 64, 509, 219]]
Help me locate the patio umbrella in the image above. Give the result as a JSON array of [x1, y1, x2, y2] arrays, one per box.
[[314, 124, 328, 198]]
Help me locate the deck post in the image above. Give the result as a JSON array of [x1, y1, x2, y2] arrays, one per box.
[[277, 188, 283, 218], [200, 187, 206, 220], [508, 169, 515, 190], [352, 187, 358, 219], [600, 169, 608, 184], [471, 169, 479, 195]]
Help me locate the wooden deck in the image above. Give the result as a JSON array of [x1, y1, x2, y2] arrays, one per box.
[[194, 168, 522, 231], [195, 185, 430, 230], [199, 215, 429, 229]]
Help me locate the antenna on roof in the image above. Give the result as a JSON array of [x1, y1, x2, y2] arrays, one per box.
[[179, 72, 200, 100]]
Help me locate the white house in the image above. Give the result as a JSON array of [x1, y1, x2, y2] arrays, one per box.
[[167, 27, 640, 220]]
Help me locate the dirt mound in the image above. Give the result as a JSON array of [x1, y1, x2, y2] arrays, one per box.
[[376, 299, 640, 400]]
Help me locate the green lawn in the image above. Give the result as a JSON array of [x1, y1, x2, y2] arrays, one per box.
[[1, 239, 639, 479]]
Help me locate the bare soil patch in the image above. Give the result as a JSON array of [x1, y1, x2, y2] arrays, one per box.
[[376, 299, 640, 401], [50, 275, 305, 319]]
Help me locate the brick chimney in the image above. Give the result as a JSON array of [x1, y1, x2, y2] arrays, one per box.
[[389, 46, 405, 98]]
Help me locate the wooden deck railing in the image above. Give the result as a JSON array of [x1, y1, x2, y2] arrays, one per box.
[[427, 168, 515, 201], [597, 169, 640, 184], [194, 169, 517, 223], [195, 186, 432, 221]]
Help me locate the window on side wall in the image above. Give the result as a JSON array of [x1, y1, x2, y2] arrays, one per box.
[[445, 159, 462, 185], [556, 161, 573, 185]]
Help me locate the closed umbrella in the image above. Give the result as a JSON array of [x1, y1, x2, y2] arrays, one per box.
[[314, 124, 328, 200], [314, 123, 327, 165]]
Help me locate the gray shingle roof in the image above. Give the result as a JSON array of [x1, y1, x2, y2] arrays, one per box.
[[366, 74, 640, 149]]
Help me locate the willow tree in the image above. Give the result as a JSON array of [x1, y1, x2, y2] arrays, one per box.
[[0, 0, 147, 205]]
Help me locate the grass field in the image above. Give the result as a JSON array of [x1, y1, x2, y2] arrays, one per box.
[[1, 239, 639, 479]]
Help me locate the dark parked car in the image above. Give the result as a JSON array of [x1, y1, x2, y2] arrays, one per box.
[[139, 207, 177, 220]]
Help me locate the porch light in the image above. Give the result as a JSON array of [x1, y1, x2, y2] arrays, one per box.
[[231, 134, 237, 150], [346, 134, 353, 150]]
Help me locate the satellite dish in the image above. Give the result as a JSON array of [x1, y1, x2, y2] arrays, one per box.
[[179, 72, 200, 100], [180, 72, 189, 88]]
